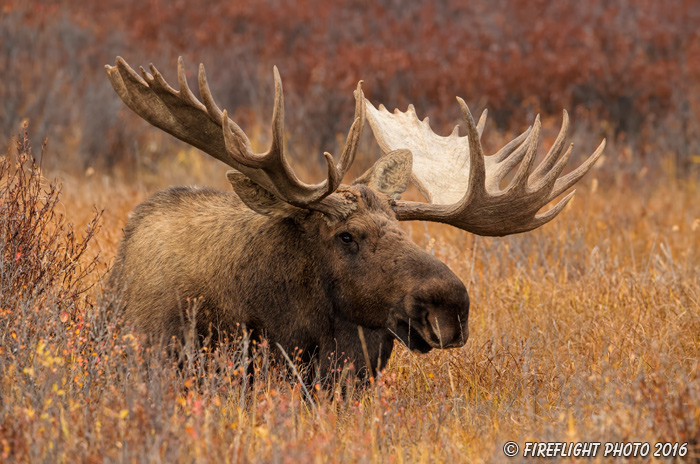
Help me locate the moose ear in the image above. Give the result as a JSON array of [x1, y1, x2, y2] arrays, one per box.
[[353, 149, 413, 198], [226, 170, 300, 217]]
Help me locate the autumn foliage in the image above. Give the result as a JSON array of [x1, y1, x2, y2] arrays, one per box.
[[1, 1, 700, 462], [2, 0, 700, 173]]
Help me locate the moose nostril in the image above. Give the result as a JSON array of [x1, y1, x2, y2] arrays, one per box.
[[427, 312, 457, 345], [407, 274, 470, 347], [425, 293, 469, 347]]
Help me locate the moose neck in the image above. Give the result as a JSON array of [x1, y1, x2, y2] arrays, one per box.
[[227, 206, 395, 373], [219, 209, 337, 349]]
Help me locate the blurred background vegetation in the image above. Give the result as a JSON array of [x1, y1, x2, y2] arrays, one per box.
[[2, 3, 700, 461], [2, 0, 700, 181]]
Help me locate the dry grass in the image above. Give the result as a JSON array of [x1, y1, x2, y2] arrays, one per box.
[[1, 127, 699, 463]]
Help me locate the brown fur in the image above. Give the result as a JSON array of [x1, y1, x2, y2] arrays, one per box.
[[109, 180, 469, 382]]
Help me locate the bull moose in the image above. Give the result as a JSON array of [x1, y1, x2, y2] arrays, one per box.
[[105, 57, 604, 383]]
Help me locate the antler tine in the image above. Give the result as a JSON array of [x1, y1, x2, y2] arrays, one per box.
[[269, 66, 285, 166], [319, 80, 366, 196], [530, 142, 574, 192], [523, 190, 577, 233], [492, 126, 532, 164], [338, 81, 366, 175], [531, 110, 569, 183], [222, 109, 256, 168], [176, 57, 203, 109], [220, 66, 285, 170], [323, 152, 341, 194], [320, 80, 367, 196], [197, 62, 256, 166], [455, 98, 486, 205], [505, 115, 541, 193], [547, 139, 606, 201], [476, 109, 488, 138], [197, 62, 224, 126], [488, 128, 533, 192]]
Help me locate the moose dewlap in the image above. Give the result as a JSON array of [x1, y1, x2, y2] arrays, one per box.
[[105, 57, 604, 382]]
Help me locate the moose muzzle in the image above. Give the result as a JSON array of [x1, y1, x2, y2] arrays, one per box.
[[396, 270, 470, 352]]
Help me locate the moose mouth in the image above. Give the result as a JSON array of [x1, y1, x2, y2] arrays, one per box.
[[392, 319, 435, 353]]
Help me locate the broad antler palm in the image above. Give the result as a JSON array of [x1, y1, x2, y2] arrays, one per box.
[[365, 98, 605, 236]]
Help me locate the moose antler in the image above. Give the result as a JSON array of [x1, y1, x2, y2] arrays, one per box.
[[106, 57, 364, 208], [365, 98, 605, 236]]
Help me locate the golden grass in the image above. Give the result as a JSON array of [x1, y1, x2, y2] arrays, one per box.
[[1, 137, 699, 463]]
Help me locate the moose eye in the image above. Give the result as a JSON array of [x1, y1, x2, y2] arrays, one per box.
[[338, 232, 353, 243]]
